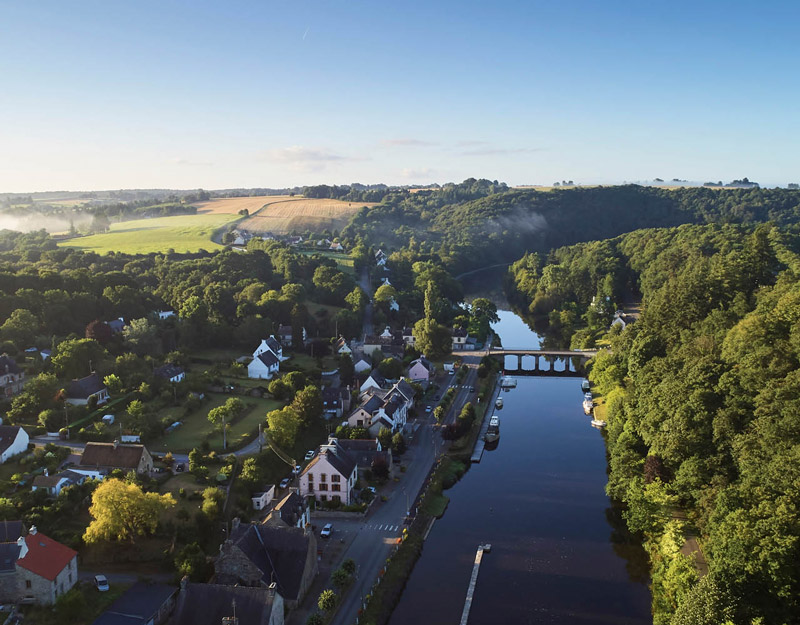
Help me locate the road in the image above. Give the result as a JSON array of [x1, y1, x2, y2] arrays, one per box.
[[327, 362, 480, 625]]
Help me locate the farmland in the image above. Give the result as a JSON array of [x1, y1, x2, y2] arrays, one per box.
[[193, 195, 289, 215], [57, 213, 237, 254], [238, 197, 375, 234]]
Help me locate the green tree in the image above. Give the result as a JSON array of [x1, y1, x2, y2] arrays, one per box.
[[392, 432, 407, 455], [377, 426, 392, 450], [318, 589, 338, 612], [175, 542, 212, 582], [51, 338, 107, 379], [0, 309, 39, 346], [201, 487, 226, 518], [267, 406, 301, 448], [123, 318, 160, 356], [291, 385, 322, 426]]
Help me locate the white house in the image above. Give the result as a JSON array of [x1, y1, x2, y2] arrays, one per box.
[[255, 336, 284, 362], [408, 357, 434, 385], [402, 328, 416, 347], [346, 379, 416, 436], [298, 440, 358, 506], [353, 355, 372, 374], [0, 426, 29, 464], [389, 298, 400, 312], [359, 369, 387, 393], [335, 337, 352, 355], [452, 327, 469, 350], [251, 484, 276, 511], [156, 310, 176, 320], [329, 242, 344, 252], [153, 364, 185, 383], [375, 249, 387, 267], [31, 469, 96, 497], [381, 277, 392, 287], [248, 336, 283, 380]]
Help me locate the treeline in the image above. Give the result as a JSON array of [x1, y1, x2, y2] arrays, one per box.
[[301, 183, 391, 203], [510, 223, 800, 623], [343, 182, 800, 274]]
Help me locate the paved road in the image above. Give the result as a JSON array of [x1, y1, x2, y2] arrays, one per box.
[[328, 363, 480, 625]]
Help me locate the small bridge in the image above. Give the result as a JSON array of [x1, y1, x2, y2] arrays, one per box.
[[488, 348, 598, 376]]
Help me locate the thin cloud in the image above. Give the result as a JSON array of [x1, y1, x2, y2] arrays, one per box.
[[171, 157, 214, 167], [461, 147, 546, 156], [381, 138, 438, 147], [455, 140, 490, 147], [259, 146, 362, 173]]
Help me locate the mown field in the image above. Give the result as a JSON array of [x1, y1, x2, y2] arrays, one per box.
[[193, 195, 289, 214], [239, 197, 375, 234], [57, 213, 237, 254]]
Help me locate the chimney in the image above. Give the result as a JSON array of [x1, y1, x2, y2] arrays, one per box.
[[16, 536, 28, 560], [113, 439, 119, 449], [29, 526, 37, 535], [268, 582, 277, 598], [43, 468, 48, 477]]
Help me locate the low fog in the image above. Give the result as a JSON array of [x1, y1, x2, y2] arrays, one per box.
[[0, 212, 92, 234]]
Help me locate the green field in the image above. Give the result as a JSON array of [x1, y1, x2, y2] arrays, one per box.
[[297, 249, 356, 276], [57, 214, 238, 254]]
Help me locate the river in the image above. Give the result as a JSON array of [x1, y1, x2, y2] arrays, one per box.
[[388, 310, 651, 624]]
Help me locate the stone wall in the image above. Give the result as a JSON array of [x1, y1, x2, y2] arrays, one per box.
[[0, 570, 17, 602], [16, 555, 77, 605]]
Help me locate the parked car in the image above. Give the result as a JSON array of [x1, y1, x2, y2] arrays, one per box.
[[279, 478, 290, 489], [425, 405, 432, 413], [469, 386, 475, 392], [366, 486, 377, 494], [175, 463, 185, 472], [321, 523, 333, 538], [304, 450, 315, 461], [94, 574, 109, 592]]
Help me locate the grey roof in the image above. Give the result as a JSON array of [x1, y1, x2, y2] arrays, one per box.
[[33, 475, 63, 488], [0, 520, 22, 542], [66, 373, 106, 399], [153, 364, 184, 380], [257, 350, 279, 368], [366, 369, 386, 387], [0, 542, 20, 573], [107, 319, 125, 333], [395, 378, 416, 401], [266, 336, 281, 354], [0, 355, 20, 375], [453, 327, 468, 337], [91, 582, 177, 625], [317, 445, 357, 480], [0, 426, 24, 456], [278, 324, 292, 336], [223, 523, 311, 601], [272, 491, 307, 527], [172, 583, 276, 625], [360, 394, 383, 414]]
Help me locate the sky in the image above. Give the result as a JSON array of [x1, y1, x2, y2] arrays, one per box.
[[1, 0, 799, 192]]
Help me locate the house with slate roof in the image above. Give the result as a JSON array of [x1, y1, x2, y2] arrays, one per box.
[[298, 440, 358, 506], [91, 581, 177, 625], [267, 490, 310, 529], [347, 379, 416, 436], [0, 355, 24, 398], [277, 324, 306, 348], [353, 354, 372, 374], [408, 356, 434, 386], [0, 521, 23, 602], [153, 363, 185, 383], [31, 469, 92, 497], [80, 441, 154, 474], [335, 438, 392, 472], [0, 426, 29, 464], [452, 327, 469, 350], [172, 578, 283, 625], [16, 526, 78, 605], [65, 372, 109, 406], [359, 368, 387, 393], [214, 518, 317, 609], [248, 337, 282, 380]]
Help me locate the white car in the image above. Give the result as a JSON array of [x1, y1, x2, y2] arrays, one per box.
[[321, 523, 333, 538], [304, 450, 315, 461], [279, 478, 290, 489], [94, 574, 109, 592]]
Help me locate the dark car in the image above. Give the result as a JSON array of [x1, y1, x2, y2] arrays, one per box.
[[175, 463, 185, 472]]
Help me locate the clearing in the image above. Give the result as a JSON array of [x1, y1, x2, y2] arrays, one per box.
[[238, 197, 375, 234], [57, 214, 237, 254]]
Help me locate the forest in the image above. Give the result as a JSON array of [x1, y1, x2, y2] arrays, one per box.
[[508, 222, 800, 624]]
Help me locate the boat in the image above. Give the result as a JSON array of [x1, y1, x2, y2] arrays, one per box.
[[500, 376, 517, 388], [581, 379, 591, 393], [584, 392, 593, 401], [495, 397, 503, 409], [583, 398, 593, 415], [484, 415, 500, 442], [591, 419, 607, 428]]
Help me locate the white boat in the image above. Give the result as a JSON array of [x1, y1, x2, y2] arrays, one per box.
[[495, 397, 503, 409], [591, 419, 607, 428], [484, 415, 500, 442], [584, 392, 593, 401], [581, 379, 591, 393], [500, 376, 517, 388], [583, 399, 593, 415]]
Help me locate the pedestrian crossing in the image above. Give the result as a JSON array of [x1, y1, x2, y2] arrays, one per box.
[[363, 523, 400, 532]]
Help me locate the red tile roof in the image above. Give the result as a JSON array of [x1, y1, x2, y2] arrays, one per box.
[[17, 531, 77, 581]]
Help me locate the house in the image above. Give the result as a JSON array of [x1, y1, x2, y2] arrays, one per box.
[[335, 438, 392, 472], [214, 518, 317, 609], [329, 241, 344, 252], [611, 311, 635, 330], [255, 336, 284, 361], [359, 368, 387, 393], [389, 298, 400, 312], [16, 526, 78, 605], [0, 521, 23, 603], [31, 470, 90, 497], [248, 350, 280, 380], [91, 581, 177, 625], [277, 324, 306, 347], [172, 579, 283, 625], [335, 336, 352, 355], [347, 379, 416, 436], [375, 249, 387, 266], [408, 357, 434, 386], [316, 238, 332, 247], [402, 328, 416, 347], [153, 364, 185, 383], [156, 310, 175, 320], [321, 387, 345, 419], [0, 426, 29, 464], [362, 335, 383, 358], [381, 277, 392, 287], [353, 354, 372, 374], [252, 484, 276, 511], [0, 355, 24, 398], [106, 318, 126, 334], [65, 373, 109, 406], [452, 327, 469, 350], [298, 440, 358, 506], [80, 442, 154, 474], [267, 490, 311, 529]]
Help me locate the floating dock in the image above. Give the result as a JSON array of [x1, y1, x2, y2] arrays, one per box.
[[460, 544, 491, 625], [471, 378, 501, 463]]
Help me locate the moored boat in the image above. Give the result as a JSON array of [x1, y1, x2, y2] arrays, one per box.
[[500, 376, 517, 388], [495, 397, 503, 409], [484, 415, 500, 442], [591, 419, 607, 428], [583, 398, 593, 415], [581, 379, 591, 393]]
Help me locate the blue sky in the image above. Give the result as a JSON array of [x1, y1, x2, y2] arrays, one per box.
[[1, 0, 798, 191]]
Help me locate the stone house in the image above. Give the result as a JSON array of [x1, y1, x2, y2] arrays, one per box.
[[0, 355, 24, 398], [16, 527, 78, 605], [0, 426, 29, 464], [80, 442, 154, 475], [214, 518, 317, 610], [298, 440, 358, 505], [172, 579, 283, 625], [268, 490, 310, 529]]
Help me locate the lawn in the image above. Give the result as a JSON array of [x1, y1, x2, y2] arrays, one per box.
[[150, 394, 281, 454], [297, 249, 356, 276], [57, 214, 238, 254]]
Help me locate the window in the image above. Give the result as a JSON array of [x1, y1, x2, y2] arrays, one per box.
[[319, 483, 328, 491], [332, 495, 341, 503], [308, 473, 314, 482], [332, 474, 340, 483], [25, 580, 31, 589], [320, 495, 327, 501], [320, 473, 327, 482], [332, 484, 340, 492]]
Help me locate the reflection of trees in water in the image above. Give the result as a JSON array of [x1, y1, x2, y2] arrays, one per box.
[[605, 502, 650, 584]]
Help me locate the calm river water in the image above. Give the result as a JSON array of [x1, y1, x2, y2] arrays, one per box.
[[388, 311, 652, 624]]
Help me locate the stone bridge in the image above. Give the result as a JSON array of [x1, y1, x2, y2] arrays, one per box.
[[488, 348, 598, 376]]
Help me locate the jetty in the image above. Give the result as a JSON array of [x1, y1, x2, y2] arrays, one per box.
[[460, 544, 491, 625], [471, 378, 501, 463]]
